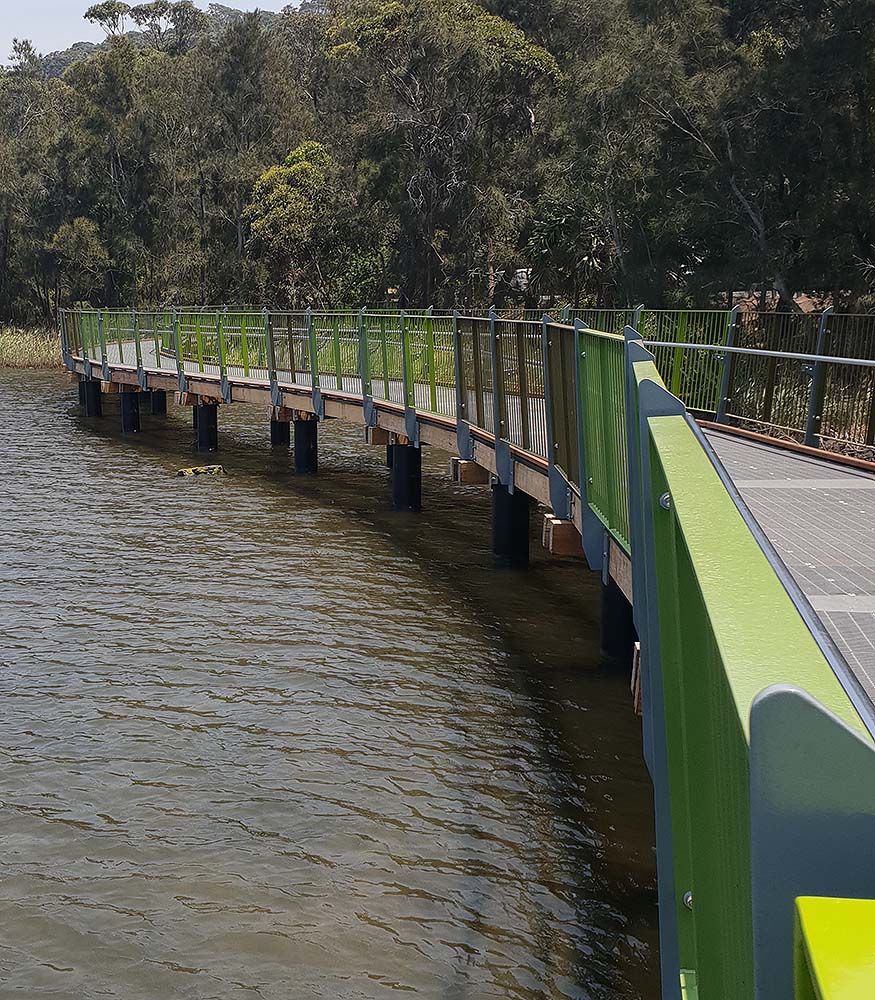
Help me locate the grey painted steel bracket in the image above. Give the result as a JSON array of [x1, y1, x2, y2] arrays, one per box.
[[750, 685, 875, 998], [404, 406, 420, 446], [548, 466, 571, 519], [311, 386, 324, 420], [363, 397, 377, 428], [220, 376, 232, 404], [137, 366, 148, 391], [495, 438, 514, 489], [456, 420, 474, 461]]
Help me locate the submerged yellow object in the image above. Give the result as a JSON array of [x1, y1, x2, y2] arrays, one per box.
[[176, 465, 225, 477]]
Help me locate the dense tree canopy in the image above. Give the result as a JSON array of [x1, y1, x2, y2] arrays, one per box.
[[1, 0, 874, 322]]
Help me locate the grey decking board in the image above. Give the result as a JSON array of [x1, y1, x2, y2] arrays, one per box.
[[706, 430, 875, 703]]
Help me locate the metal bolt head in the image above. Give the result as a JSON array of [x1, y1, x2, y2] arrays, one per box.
[[683, 891, 693, 910], [659, 492, 671, 510]]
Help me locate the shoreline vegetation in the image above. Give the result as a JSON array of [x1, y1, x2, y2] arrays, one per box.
[[0, 328, 62, 369]]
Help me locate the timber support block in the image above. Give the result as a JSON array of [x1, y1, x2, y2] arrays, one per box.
[[390, 443, 421, 511], [450, 457, 490, 485], [492, 483, 530, 568], [541, 514, 582, 557], [365, 426, 391, 446]]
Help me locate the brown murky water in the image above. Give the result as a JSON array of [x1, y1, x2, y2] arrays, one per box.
[[0, 370, 658, 999]]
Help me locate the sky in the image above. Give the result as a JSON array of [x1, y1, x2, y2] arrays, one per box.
[[1, 1, 293, 62]]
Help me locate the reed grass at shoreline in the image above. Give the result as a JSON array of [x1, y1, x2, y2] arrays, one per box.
[[0, 328, 62, 368]]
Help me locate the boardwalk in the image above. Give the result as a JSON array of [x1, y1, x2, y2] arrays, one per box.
[[707, 431, 875, 704], [61, 308, 875, 1000]]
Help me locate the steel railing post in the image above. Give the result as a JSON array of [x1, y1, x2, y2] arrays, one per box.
[[134, 311, 146, 388], [306, 306, 322, 418], [97, 309, 110, 381], [542, 313, 570, 518], [804, 306, 834, 447], [358, 307, 375, 426], [172, 307, 187, 392], [265, 307, 281, 406], [716, 305, 740, 424]]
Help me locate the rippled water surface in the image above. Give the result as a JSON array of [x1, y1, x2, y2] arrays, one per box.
[[0, 370, 658, 999]]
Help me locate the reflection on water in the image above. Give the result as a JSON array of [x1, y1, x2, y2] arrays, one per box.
[[0, 370, 658, 999]]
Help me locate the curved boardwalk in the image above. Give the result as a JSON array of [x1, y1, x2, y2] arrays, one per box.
[[60, 310, 875, 1000]]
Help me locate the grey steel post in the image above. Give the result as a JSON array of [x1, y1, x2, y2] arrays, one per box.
[[633, 303, 644, 330], [134, 311, 147, 389], [541, 313, 570, 518], [715, 304, 741, 424], [572, 319, 602, 567], [804, 306, 833, 447], [59, 310, 72, 370], [98, 309, 110, 381], [265, 307, 281, 406], [358, 307, 376, 426], [217, 308, 231, 403], [306, 307, 323, 418], [453, 311, 473, 459], [399, 309, 418, 443], [489, 306, 512, 485], [81, 310, 92, 378], [172, 308, 187, 392]]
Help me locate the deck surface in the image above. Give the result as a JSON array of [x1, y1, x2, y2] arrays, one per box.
[[706, 430, 875, 703]]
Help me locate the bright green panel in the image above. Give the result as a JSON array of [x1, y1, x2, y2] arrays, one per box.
[[647, 413, 869, 739], [578, 329, 629, 548], [796, 897, 875, 1000]]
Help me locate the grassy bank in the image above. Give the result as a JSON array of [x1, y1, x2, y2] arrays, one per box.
[[0, 328, 62, 368]]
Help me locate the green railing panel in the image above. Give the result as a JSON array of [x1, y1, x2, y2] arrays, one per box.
[[578, 328, 629, 548], [795, 897, 875, 1000], [637, 369, 870, 998]]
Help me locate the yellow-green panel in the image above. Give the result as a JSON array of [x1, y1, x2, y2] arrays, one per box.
[[796, 897, 875, 1000]]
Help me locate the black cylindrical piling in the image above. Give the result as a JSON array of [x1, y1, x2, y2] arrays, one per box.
[[294, 418, 318, 474], [386, 443, 394, 469], [391, 444, 422, 511], [196, 404, 218, 453], [150, 389, 167, 416], [271, 418, 291, 448], [78, 379, 86, 407], [491, 483, 530, 568], [192, 406, 199, 430], [83, 379, 102, 417], [600, 578, 636, 667], [120, 391, 140, 433]]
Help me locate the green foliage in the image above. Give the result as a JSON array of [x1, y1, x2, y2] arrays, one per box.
[[3, 0, 875, 321]]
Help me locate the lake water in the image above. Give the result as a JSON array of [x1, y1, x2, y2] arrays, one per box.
[[0, 369, 658, 999]]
